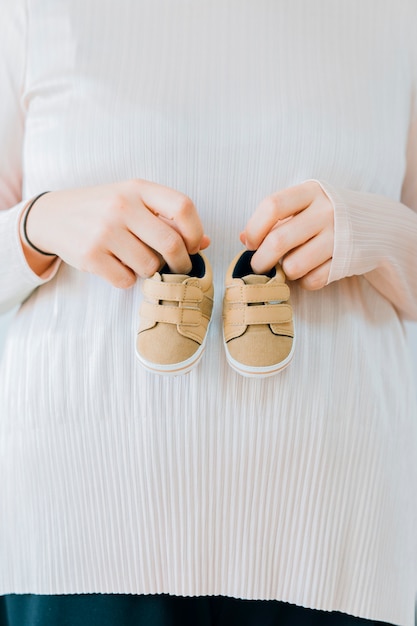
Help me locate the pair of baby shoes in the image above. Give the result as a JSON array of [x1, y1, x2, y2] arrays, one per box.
[[135, 250, 295, 378]]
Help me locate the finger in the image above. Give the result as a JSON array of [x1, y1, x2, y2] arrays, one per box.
[[249, 203, 328, 273], [298, 260, 332, 291], [109, 229, 163, 278], [281, 232, 333, 281], [158, 216, 210, 252], [135, 180, 205, 254], [199, 234, 211, 250], [87, 251, 137, 289], [243, 181, 319, 250], [127, 202, 193, 274]]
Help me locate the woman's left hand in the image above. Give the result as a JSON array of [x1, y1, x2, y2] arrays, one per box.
[[240, 180, 334, 290]]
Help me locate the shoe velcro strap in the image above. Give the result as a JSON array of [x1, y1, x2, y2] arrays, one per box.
[[140, 301, 201, 326], [225, 283, 290, 303], [225, 304, 292, 326], [143, 280, 203, 303]]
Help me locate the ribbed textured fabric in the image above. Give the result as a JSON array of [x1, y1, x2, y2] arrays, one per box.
[[0, 1, 417, 625]]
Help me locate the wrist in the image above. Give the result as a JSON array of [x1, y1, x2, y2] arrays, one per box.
[[19, 194, 58, 277], [21, 192, 56, 256]]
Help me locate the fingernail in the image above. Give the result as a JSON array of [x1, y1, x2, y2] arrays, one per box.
[[184, 259, 193, 274], [249, 253, 262, 274]]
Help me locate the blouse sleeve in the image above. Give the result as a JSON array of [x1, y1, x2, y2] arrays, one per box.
[[315, 46, 417, 321], [0, 0, 60, 314], [317, 177, 417, 321]]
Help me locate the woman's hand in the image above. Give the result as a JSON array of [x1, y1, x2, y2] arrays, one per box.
[[240, 181, 334, 290], [21, 179, 210, 288]]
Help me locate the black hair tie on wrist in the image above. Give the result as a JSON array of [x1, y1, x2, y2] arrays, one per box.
[[22, 191, 56, 256]]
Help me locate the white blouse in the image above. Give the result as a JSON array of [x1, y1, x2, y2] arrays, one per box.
[[1, 1, 417, 624]]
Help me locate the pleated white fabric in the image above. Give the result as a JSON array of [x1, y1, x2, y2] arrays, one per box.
[[0, 1, 417, 625]]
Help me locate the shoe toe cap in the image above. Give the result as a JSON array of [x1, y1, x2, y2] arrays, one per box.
[[137, 323, 200, 366], [227, 325, 293, 368]]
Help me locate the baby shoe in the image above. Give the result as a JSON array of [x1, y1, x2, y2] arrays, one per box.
[[136, 252, 214, 375], [222, 250, 295, 378]]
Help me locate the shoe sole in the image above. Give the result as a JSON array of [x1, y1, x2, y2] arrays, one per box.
[[223, 325, 296, 379], [135, 323, 210, 376]]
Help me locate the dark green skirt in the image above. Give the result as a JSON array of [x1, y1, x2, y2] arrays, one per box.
[[0, 594, 393, 626]]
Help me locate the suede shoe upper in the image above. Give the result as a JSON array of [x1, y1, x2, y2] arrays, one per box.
[[136, 253, 214, 375], [223, 250, 294, 377]]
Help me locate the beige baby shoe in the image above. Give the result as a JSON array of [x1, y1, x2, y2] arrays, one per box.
[[136, 253, 214, 375], [223, 250, 295, 378]]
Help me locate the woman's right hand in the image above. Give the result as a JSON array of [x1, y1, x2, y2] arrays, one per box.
[[20, 179, 210, 288]]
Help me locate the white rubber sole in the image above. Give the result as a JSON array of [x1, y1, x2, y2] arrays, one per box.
[[223, 328, 296, 379], [135, 326, 210, 376]]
